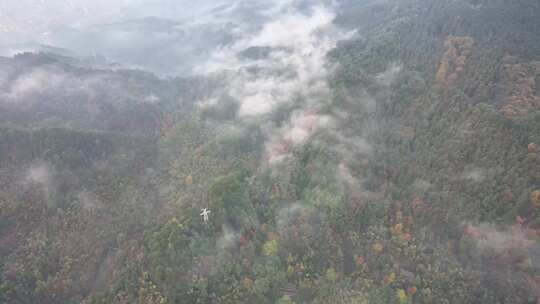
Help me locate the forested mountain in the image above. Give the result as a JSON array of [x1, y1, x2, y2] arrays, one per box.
[[1, 0, 540, 303]]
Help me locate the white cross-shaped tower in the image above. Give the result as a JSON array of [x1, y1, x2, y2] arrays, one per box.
[[200, 208, 211, 223]]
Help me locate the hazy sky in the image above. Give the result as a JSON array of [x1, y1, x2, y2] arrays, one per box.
[[0, 0, 345, 78], [0, 0, 230, 43]]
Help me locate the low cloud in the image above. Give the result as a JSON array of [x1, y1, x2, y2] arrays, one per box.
[[21, 162, 54, 199], [200, 4, 354, 118], [77, 190, 102, 211], [375, 62, 402, 86], [464, 223, 534, 255], [26, 162, 51, 185], [265, 111, 334, 164], [277, 202, 314, 230], [461, 167, 486, 182], [216, 224, 240, 251], [5, 68, 67, 101]]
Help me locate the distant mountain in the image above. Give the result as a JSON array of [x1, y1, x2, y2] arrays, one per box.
[[1, 1, 540, 304], [0, 52, 222, 134], [0, 43, 76, 58]]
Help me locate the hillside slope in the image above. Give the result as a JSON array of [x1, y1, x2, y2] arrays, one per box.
[[1, 1, 540, 303]]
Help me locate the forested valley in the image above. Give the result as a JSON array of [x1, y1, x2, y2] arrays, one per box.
[[1, 0, 540, 303]]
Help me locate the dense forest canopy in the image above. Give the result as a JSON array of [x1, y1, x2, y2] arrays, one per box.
[[1, 0, 540, 303]]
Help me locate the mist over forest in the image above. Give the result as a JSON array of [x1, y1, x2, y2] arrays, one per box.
[[1, 0, 540, 303]]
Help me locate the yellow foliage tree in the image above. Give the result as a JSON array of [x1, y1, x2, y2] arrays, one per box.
[[184, 175, 193, 186], [396, 289, 408, 304], [531, 190, 540, 209], [263, 239, 278, 256], [372, 243, 384, 254], [325, 268, 338, 283]]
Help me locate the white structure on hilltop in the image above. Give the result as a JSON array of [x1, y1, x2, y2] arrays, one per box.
[[200, 208, 211, 223]]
